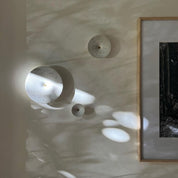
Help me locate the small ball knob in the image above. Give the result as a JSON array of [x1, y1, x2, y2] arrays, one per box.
[[72, 104, 85, 117]]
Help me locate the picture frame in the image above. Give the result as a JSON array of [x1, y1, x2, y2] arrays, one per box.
[[138, 17, 178, 162]]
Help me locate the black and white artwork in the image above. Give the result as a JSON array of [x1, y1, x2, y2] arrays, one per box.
[[160, 42, 178, 137]]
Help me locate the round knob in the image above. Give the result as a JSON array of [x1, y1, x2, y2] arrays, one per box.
[[25, 65, 74, 109], [72, 104, 85, 117], [88, 35, 111, 58]]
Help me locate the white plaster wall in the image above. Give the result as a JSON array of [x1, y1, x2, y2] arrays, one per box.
[[1, 0, 178, 178]]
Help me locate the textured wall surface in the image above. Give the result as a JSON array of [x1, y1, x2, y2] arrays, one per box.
[[1, 0, 178, 178]]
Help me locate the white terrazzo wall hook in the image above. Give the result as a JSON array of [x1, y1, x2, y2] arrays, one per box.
[[88, 35, 111, 58]]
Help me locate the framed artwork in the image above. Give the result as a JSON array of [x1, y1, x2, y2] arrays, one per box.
[[138, 17, 178, 162]]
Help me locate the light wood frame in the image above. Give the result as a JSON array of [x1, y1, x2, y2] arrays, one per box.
[[138, 17, 178, 162]]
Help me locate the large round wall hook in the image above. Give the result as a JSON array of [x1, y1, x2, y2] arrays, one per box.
[[25, 65, 74, 109]]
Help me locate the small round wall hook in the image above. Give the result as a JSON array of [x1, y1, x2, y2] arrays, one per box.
[[72, 104, 85, 117], [88, 35, 111, 58]]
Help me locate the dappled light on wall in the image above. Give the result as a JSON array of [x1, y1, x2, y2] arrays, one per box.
[[102, 120, 120, 127], [95, 105, 113, 116], [102, 128, 130, 143], [72, 88, 95, 105], [101, 110, 142, 143], [58, 170, 76, 178], [143, 117, 149, 131], [112, 111, 138, 130]]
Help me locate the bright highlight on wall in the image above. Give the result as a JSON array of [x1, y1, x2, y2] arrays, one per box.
[[102, 128, 130, 142], [112, 111, 138, 130], [72, 89, 95, 105]]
